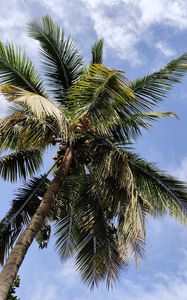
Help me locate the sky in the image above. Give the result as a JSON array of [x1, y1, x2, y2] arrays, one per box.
[[1, 0, 187, 299]]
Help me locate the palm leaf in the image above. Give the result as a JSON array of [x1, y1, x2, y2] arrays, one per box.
[[55, 210, 80, 261], [54, 174, 85, 261], [0, 149, 43, 182], [142, 111, 178, 119], [110, 54, 187, 142], [0, 42, 46, 96], [0, 175, 49, 264], [55, 174, 126, 289], [0, 114, 20, 150], [1, 85, 67, 133], [92, 139, 187, 223], [87, 140, 187, 264], [91, 39, 104, 64], [130, 53, 187, 106], [27, 16, 83, 102], [0, 88, 68, 149], [0, 111, 57, 149], [1, 113, 63, 149], [110, 110, 178, 143], [75, 193, 124, 289], [127, 151, 187, 223], [120, 191, 146, 265], [68, 64, 136, 135]]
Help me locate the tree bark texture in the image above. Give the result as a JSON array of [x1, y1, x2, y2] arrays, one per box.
[[0, 146, 73, 300]]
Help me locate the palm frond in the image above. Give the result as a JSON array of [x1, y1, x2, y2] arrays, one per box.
[[13, 91, 67, 135], [88, 143, 146, 263], [142, 111, 178, 119], [130, 53, 187, 106], [68, 64, 136, 136], [0, 149, 43, 182], [55, 210, 80, 260], [75, 188, 124, 289], [69, 65, 176, 142], [108, 55, 187, 142], [91, 39, 104, 64], [68, 59, 184, 143], [120, 191, 146, 265], [127, 152, 187, 223], [0, 90, 68, 150], [1, 85, 67, 134], [86, 140, 187, 265], [27, 16, 83, 102], [90, 137, 187, 223], [0, 111, 63, 149], [54, 174, 85, 261], [0, 42, 46, 96], [0, 175, 49, 264], [55, 174, 126, 289], [110, 110, 178, 143]]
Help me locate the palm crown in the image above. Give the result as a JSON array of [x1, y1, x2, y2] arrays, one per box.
[[0, 16, 187, 290]]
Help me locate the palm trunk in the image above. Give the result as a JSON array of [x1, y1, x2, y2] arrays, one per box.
[[0, 146, 73, 300]]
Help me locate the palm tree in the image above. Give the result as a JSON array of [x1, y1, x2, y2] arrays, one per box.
[[0, 16, 187, 299]]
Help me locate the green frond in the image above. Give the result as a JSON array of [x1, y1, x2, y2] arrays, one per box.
[[27, 16, 83, 102], [91, 139, 187, 224], [108, 110, 178, 144], [68, 64, 136, 135], [76, 232, 122, 289], [86, 142, 187, 264], [54, 174, 85, 260], [0, 149, 43, 182], [0, 42, 46, 96], [68, 64, 175, 142], [55, 174, 126, 289], [91, 139, 187, 223], [91, 39, 104, 64], [0, 112, 59, 149], [0, 175, 49, 264], [130, 53, 187, 107], [109, 54, 187, 142], [55, 210, 80, 261], [75, 189, 124, 289], [127, 152, 187, 223], [0, 91, 68, 149]]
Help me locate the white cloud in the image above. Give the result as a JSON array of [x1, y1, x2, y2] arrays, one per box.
[[27, 255, 187, 300], [81, 0, 187, 64], [0, 0, 185, 67], [0, 1, 38, 60], [81, 0, 142, 64], [138, 0, 187, 29], [156, 41, 176, 57]]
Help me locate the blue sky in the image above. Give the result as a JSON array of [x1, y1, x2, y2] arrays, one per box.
[[1, 0, 187, 299]]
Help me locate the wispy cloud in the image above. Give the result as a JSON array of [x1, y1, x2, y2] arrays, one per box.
[[0, 0, 186, 67], [0, 1, 39, 61], [156, 41, 176, 57], [81, 0, 187, 64], [27, 254, 187, 300]]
